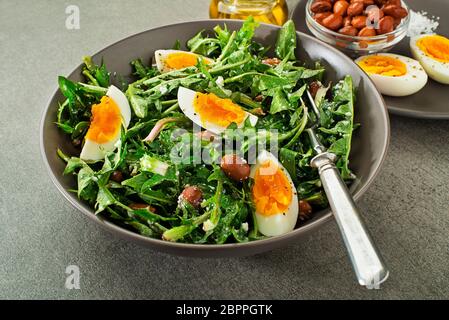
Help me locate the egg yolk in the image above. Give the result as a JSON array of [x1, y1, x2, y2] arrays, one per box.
[[357, 55, 407, 77], [165, 52, 206, 70], [252, 161, 293, 216], [194, 92, 246, 127], [416, 35, 449, 63], [85, 96, 122, 144]]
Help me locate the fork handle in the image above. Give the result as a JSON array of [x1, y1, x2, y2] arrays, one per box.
[[311, 152, 389, 288]]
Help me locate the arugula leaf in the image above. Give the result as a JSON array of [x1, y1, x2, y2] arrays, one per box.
[[214, 24, 231, 47], [121, 173, 149, 191], [187, 30, 220, 56], [280, 148, 298, 180], [132, 209, 176, 222], [131, 58, 158, 79], [275, 20, 297, 61], [326, 75, 355, 180], [58, 76, 81, 108], [64, 157, 87, 175], [77, 166, 97, 202], [126, 221, 158, 237], [95, 185, 116, 214], [252, 74, 290, 93], [236, 16, 259, 47], [288, 84, 307, 105], [83, 56, 110, 87], [270, 87, 292, 114], [126, 84, 148, 118]]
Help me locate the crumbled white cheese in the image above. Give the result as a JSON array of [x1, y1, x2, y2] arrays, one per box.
[[140, 154, 169, 176], [241, 222, 249, 233], [202, 219, 216, 232], [407, 10, 440, 38], [159, 85, 168, 95], [216, 76, 224, 86], [177, 194, 185, 208]]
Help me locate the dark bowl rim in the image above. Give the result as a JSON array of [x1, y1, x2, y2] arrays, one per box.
[[39, 19, 390, 252]]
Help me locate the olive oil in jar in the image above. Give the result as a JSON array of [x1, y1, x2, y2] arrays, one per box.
[[209, 0, 288, 26]]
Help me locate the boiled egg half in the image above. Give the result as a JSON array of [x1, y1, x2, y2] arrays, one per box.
[[250, 151, 299, 237], [155, 50, 214, 73], [177, 87, 258, 134], [355, 53, 428, 97], [80, 85, 131, 161], [410, 34, 449, 84]]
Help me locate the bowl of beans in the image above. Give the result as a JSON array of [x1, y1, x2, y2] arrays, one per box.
[[306, 0, 410, 56]]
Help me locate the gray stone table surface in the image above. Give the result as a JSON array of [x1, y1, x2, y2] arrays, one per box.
[[0, 0, 448, 299]]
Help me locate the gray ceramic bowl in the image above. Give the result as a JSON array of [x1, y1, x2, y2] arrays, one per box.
[[40, 20, 390, 257]]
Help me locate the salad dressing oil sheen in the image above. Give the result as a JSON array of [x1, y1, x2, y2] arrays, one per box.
[[209, 0, 288, 26]]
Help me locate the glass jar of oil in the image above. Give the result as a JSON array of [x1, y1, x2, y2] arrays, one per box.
[[209, 0, 288, 26]]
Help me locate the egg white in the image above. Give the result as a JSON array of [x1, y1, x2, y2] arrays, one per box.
[[355, 53, 428, 97], [410, 34, 449, 85], [154, 50, 214, 73], [80, 85, 131, 161], [177, 87, 258, 135], [250, 151, 299, 237]]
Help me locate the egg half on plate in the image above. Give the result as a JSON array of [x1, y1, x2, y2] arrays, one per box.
[[410, 34, 449, 85], [80, 85, 131, 161], [177, 87, 258, 134], [155, 50, 214, 73], [355, 53, 428, 97], [250, 151, 299, 237]]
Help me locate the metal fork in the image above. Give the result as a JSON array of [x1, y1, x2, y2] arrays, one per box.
[[304, 90, 389, 288]]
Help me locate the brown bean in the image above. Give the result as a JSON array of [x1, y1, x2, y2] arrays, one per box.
[[394, 6, 408, 19], [322, 13, 343, 30], [347, 1, 363, 16], [386, 0, 401, 6], [366, 6, 384, 21], [110, 170, 124, 183], [351, 0, 374, 6], [262, 57, 281, 66], [351, 15, 367, 29], [249, 107, 266, 116], [299, 200, 313, 221], [314, 11, 332, 24], [382, 4, 407, 19], [311, 0, 332, 13], [381, 3, 396, 15], [196, 130, 215, 142], [129, 203, 156, 212], [377, 15, 394, 34], [359, 40, 369, 48], [339, 25, 359, 36], [343, 16, 352, 26], [333, 0, 349, 16], [71, 138, 82, 148], [309, 81, 322, 98], [220, 154, 250, 181], [393, 17, 402, 28], [254, 95, 264, 102], [358, 26, 377, 36], [181, 185, 203, 208]]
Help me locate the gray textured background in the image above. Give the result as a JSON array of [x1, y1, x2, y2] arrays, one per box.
[[0, 0, 448, 299]]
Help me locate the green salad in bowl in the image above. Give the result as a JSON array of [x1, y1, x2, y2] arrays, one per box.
[[54, 18, 356, 245]]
